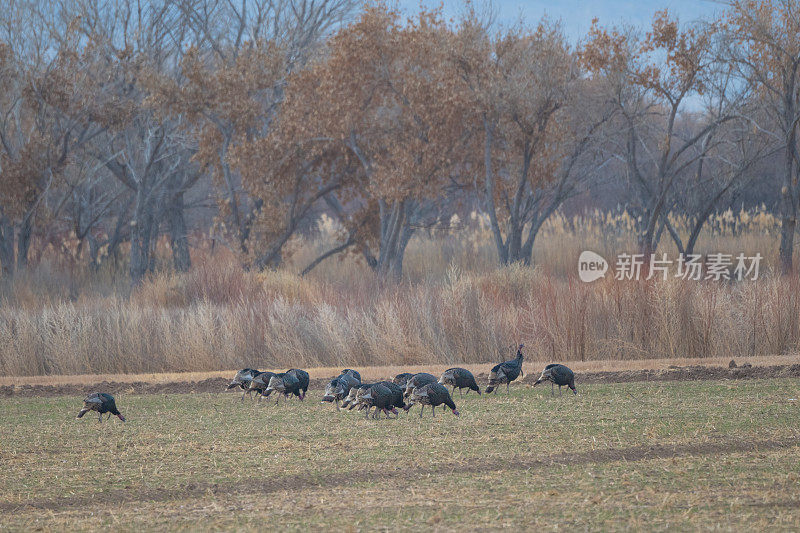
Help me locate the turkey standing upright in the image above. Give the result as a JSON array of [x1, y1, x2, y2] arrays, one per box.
[[534, 364, 577, 395], [76, 392, 126, 422], [405, 383, 459, 418], [485, 344, 525, 394], [438, 368, 481, 397]]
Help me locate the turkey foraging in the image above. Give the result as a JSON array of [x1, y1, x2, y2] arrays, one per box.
[[392, 372, 415, 388], [533, 364, 577, 395], [76, 392, 125, 422], [265, 372, 301, 404], [287, 368, 310, 400], [405, 383, 459, 418], [227, 368, 258, 402], [485, 344, 525, 394], [358, 383, 399, 419], [402, 373, 437, 398], [379, 380, 406, 411], [438, 368, 481, 397], [343, 383, 374, 411], [341, 369, 362, 381], [248, 371, 276, 400], [322, 371, 361, 410]]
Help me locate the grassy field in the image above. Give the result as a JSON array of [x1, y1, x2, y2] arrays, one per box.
[[1, 378, 799, 531]]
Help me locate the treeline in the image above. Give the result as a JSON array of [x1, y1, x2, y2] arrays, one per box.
[[1, 0, 799, 283]]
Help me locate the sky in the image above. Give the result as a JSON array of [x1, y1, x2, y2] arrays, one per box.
[[397, 0, 725, 42]]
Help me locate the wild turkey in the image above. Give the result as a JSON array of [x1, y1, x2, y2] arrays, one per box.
[[227, 368, 258, 402], [439, 368, 481, 397], [76, 392, 126, 422], [343, 383, 374, 410], [392, 372, 415, 388], [265, 372, 301, 404], [403, 373, 437, 398], [533, 363, 577, 395], [485, 344, 525, 394], [358, 383, 399, 419], [341, 368, 362, 382], [322, 371, 361, 410], [379, 380, 406, 411], [286, 368, 310, 400], [404, 383, 459, 418], [248, 371, 276, 401]]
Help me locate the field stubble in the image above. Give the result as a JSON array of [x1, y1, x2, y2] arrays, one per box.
[[1, 378, 799, 530]]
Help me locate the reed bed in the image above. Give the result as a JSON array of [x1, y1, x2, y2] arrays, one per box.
[[1, 207, 797, 376]]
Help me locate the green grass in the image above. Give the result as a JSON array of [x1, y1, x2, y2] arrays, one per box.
[[1, 379, 799, 531]]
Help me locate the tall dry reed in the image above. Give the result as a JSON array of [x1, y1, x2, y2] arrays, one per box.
[[1, 207, 796, 376]]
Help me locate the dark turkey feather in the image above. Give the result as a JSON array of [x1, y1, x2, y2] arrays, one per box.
[[76, 392, 125, 422]]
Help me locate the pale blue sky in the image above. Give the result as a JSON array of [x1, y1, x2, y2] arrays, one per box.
[[397, 0, 724, 41]]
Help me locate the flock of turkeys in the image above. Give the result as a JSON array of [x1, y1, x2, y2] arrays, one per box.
[[75, 345, 576, 422]]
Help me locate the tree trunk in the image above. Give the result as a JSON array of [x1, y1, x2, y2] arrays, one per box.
[[779, 143, 796, 275], [129, 186, 153, 286], [167, 192, 191, 272], [16, 213, 33, 271], [0, 217, 14, 278], [389, 224, 414, 280], [521, 217, 546, 266], [483, 119, 508, 265]]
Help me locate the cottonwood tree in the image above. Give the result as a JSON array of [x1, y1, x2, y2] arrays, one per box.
[[0, 7, 108, 277], [724, 0, 800, 273], [43, 0, 204, 283], [325, 6, 471, 279], [148, 0, 356, 256], [583, 11, 746, 258], [663, 100, 772, 256], [238, 5, 472, 279], [453, 15, 612, 266]]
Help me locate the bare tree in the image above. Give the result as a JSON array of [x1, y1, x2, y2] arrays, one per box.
[[453, 15, 611, 265], [583, 12, 749, 258], [724, 0, 800, 274], [153, 0, 357, 254]]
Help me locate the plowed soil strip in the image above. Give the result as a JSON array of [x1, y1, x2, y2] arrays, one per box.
[[3, 364, 800, 398]]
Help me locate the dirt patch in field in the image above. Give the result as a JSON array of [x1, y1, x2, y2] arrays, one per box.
[[3, 436, 797, 513], [2, 364, 800, 398], [0, 376, 339, 399], [569, 363, 800, 384]]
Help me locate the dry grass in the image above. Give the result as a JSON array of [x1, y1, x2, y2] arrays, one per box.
[[0, 208, 797, 377], [2, 267, 800, 376]]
